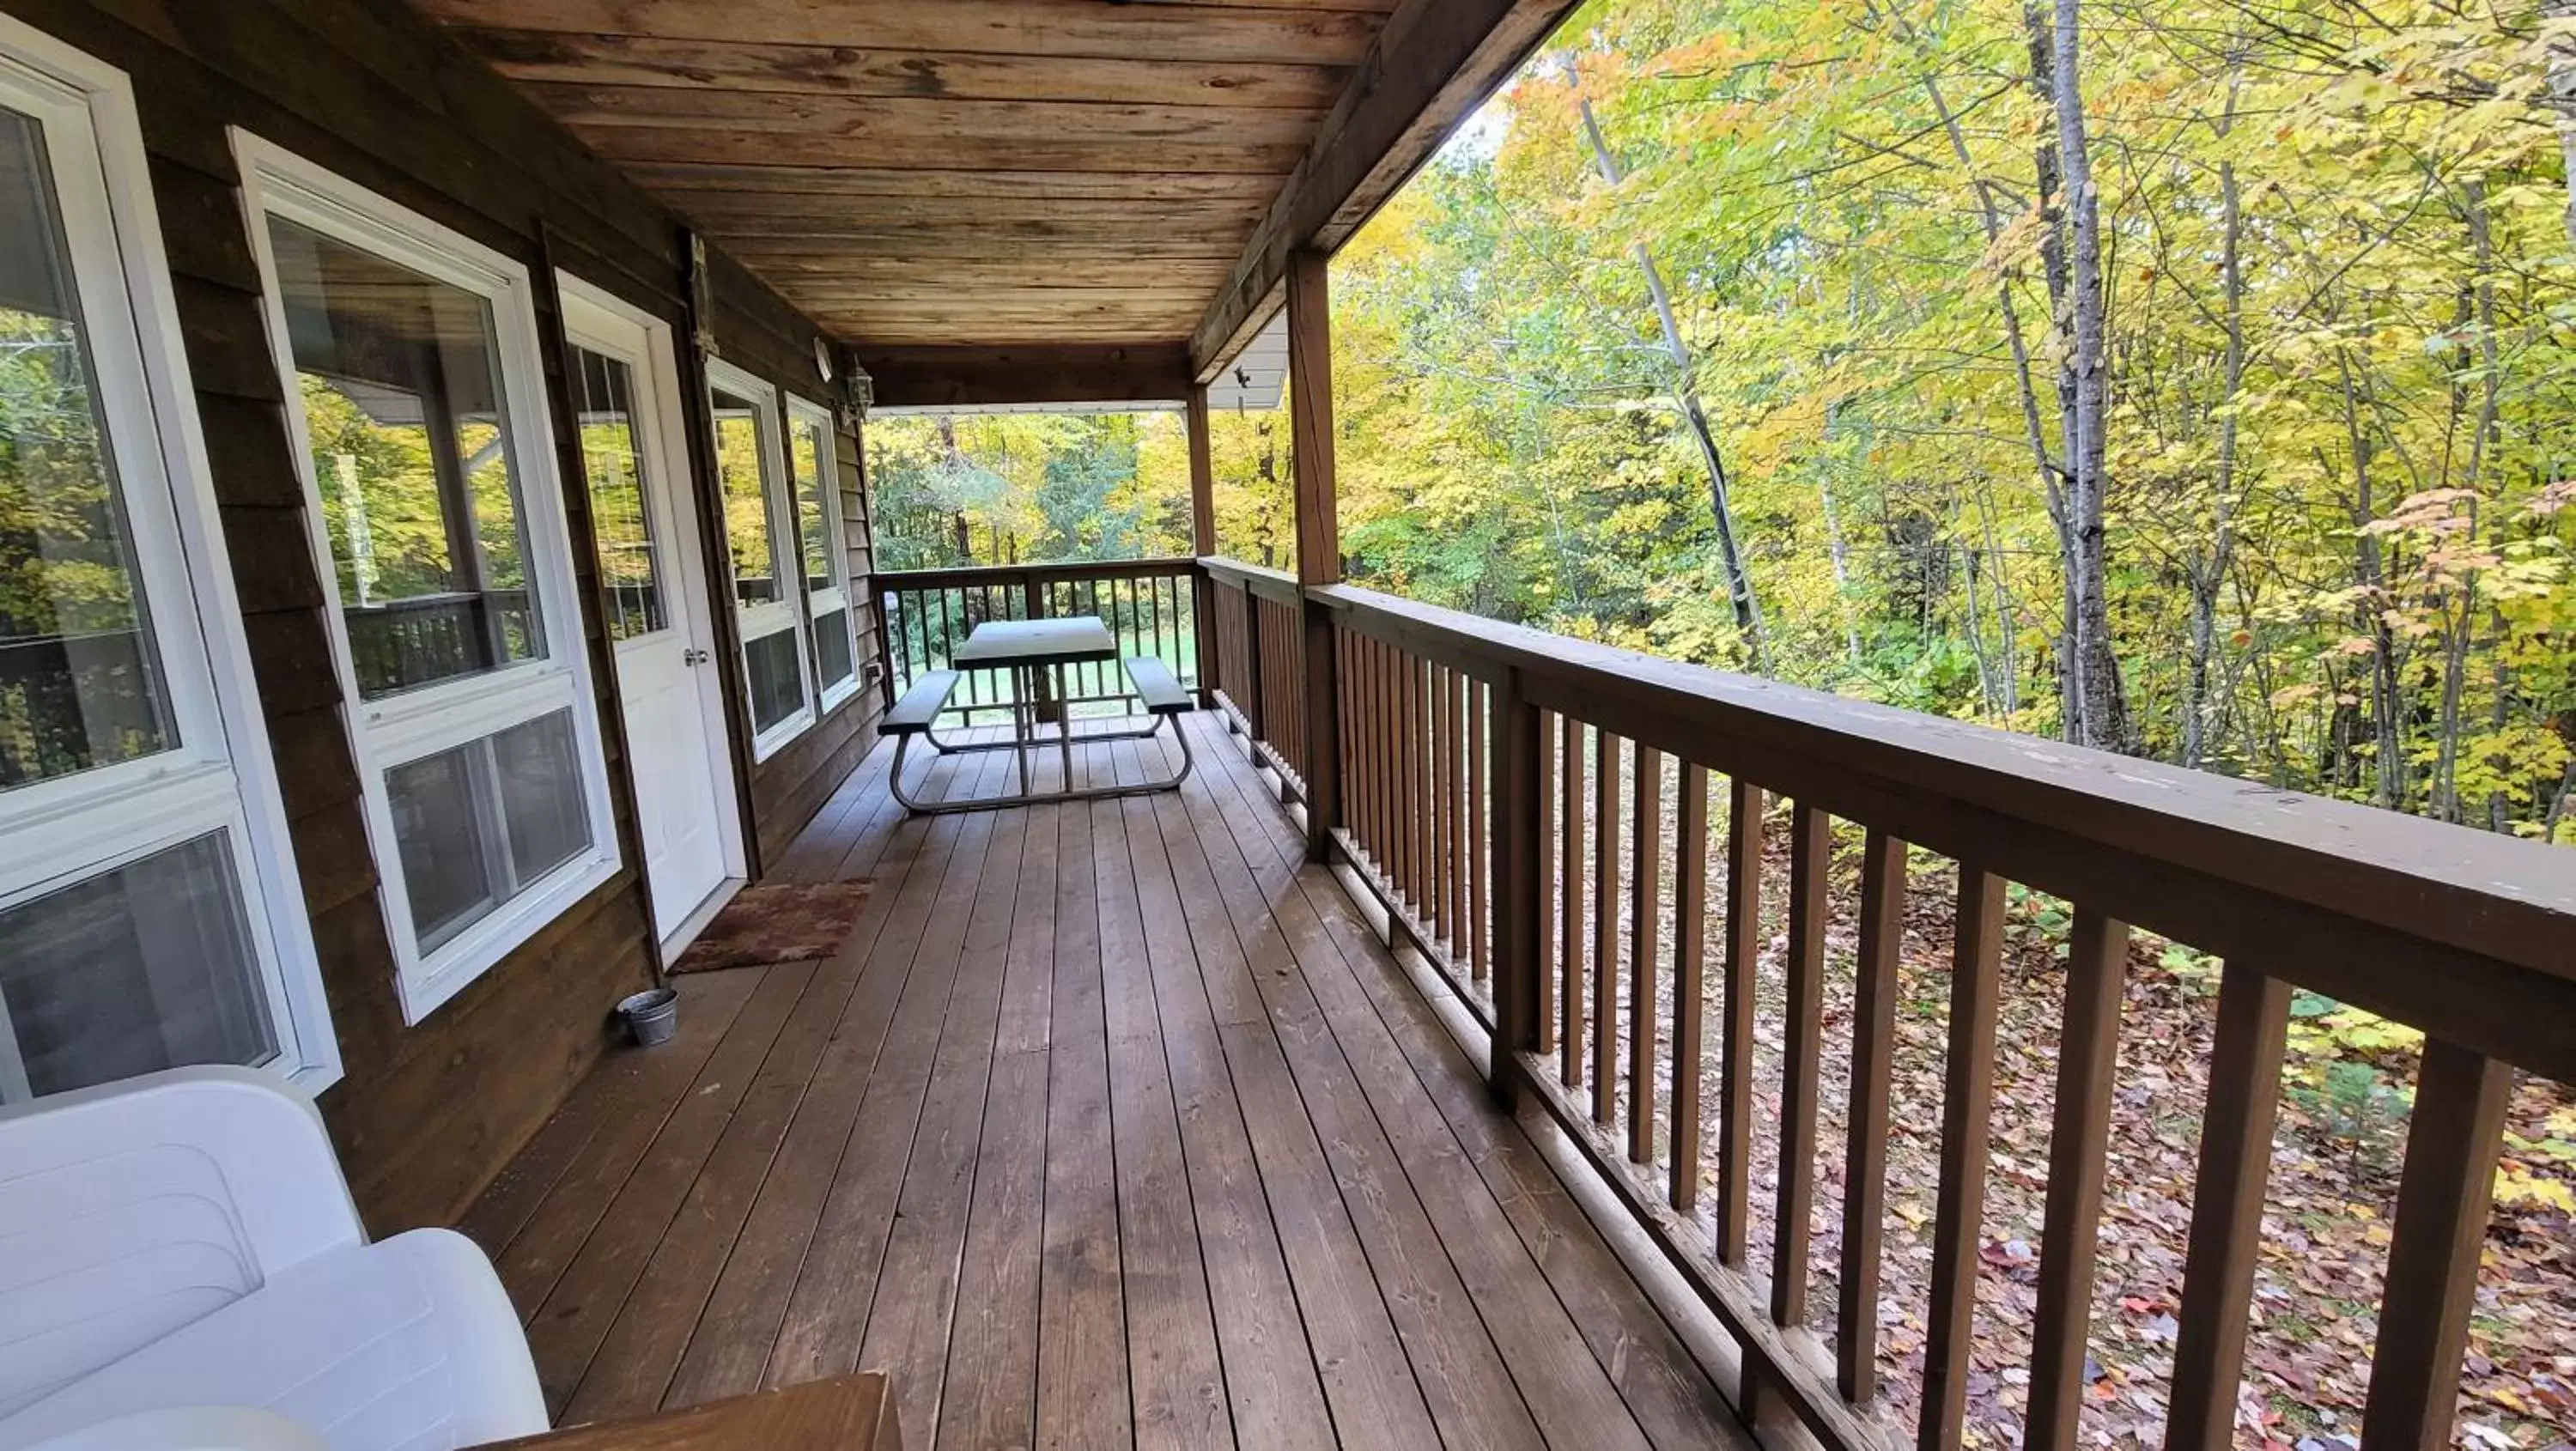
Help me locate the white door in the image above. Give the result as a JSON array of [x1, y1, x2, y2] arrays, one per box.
[[556, 278, 744, 947]]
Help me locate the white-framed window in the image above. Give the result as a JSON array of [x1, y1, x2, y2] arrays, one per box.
[[786, 394, 857, 710], [237, 133, 619, 1024], [707, 361, 812, 759], [0, 16, 334, 1099]]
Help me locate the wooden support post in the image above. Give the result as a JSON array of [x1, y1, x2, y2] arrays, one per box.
[[1489, 669, 1542, 1110], [1288, 249, 1341, 864], [1187, 388, 1220, 707]]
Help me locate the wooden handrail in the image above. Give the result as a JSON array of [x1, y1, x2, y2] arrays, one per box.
[[1191, 564, 2571, 1451], [1310, 582, 2574, 1073], [1198, 554, 1303, 603], [868, 556, 1200, 592]]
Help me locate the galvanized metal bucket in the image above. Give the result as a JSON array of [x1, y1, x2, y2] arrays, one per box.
[[617, 987, 679, 1047]]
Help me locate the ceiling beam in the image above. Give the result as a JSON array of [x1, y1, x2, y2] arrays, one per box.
[[857, 343, 1194, 410], [1187, 0, 1587, 381]]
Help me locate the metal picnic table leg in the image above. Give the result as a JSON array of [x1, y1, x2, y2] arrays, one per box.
[[1014, 664, 1031, 798], [1057, 660, 1075, 789]]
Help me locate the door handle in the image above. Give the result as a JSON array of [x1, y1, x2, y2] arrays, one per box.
[[683, 647, 711, 666]]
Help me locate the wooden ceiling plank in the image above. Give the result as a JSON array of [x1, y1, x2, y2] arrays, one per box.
[[730, 260, 1237, 286], [526, 84, 1327, 146], [721, 222, 1251, 250], [654, 192, 1269, 225], [457, 30, 1351, 110], [1188, 0, 1589, 376], [729, 240, 1247, 264], [622, 164, 1283, 202], [414, 0, 1388, 67], [580, 126, 1304, 176]]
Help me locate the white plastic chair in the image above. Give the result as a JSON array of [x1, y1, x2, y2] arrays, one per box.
[[0, 1067, 547, 1451]]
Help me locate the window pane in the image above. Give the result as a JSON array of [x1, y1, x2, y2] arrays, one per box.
[[385, 707, 592, 955], [745, 628, 803, 733], [0, 106, 175, 791], [0, 831, 274, 1100], [495, 709, 586, 884], [791, 414, 833, 594], [573, 349, 664, 641], [712, 388, 780, 606], [267, 216, 544, 699], [815, 606, 853, 690]]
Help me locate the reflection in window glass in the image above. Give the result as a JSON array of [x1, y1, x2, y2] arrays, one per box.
[[712, 389, 779, 606], [572, 349, 663, 641], [744, 628, 803, 733], [0, 831, 273, 1100], [385, 707, 591, 955], [0, 106, 173, 790], [815, 606, 853, 691], [267, 216, 544, 699], [791, 413, 833, 593]]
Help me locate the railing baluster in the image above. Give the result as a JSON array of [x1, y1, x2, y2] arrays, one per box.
[[2166, 962, 2292, 1451], [1561, 719, 1588, 1091], [1922, 866, 2006, 1451], [1535, 709, 1558, 1056], [1773, 804, 1829, 1329], [1431, 665, 1450, 944], [1468, 678, 1488, 985], [1492, 666, 1542, 1111], [1447, 668, 1467, 956], [1838, 827, 1905, 1402], [1671, 763, 1709, 1213], [1716, 779, 1764, 1266], [1629, 746, 1663, 1164], [1389, 647, 1409, 908], [2360, 1038, 2512, 1449], [1336, 625, 1356, 829], [1592, 730, 1622, 1129], [2028, 908, 2129, 1450], [1412, 652, 1432, 912], [1364, 634, 1383, 870], [1446, 669, 1466, 955], [1450, 673, 1468, 959]]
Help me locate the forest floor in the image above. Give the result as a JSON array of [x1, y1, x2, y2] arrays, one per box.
[[1485, 821, 2576, 1451], [1685, 846, 2576, 1451]]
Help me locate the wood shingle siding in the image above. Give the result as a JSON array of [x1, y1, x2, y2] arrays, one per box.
[[3, 0, 881, 1232]]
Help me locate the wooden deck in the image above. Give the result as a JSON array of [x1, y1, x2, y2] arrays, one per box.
[[460, 709, 1747, 1449]]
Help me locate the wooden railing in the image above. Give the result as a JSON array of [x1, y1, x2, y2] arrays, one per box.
[[1200, 561, 2574, 1451], [343, 588, 534, 697], [1203, 556, 1307, 799], [870, 558, 1200, 723]]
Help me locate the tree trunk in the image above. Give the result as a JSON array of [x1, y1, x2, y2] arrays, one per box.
[[2026, 4, 2087, 743], [2049, 0, 2130, 753], [2551, 0, 2576, 248], [1575, 92, 1767, 660], [2185, 70, 2247, 771], [2337, 355, 2407, 811]]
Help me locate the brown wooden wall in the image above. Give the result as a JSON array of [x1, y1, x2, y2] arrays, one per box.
[[0, 0, 882, 1233], [702, 250, 886, 873]]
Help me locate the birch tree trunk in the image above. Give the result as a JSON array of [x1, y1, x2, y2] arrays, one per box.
[[2026, 4, 2088, 743], [2049, 0, 2132, 752]]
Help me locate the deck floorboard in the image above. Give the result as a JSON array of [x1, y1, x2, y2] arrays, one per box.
[[464, 711, 1750, 1449]]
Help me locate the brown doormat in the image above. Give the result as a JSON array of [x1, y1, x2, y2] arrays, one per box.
[[668, 880, 872, 974]]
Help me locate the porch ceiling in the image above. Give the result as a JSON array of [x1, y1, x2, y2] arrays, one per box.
[[414, 0, 1586, 399], [412, 0, 1382, 347]]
